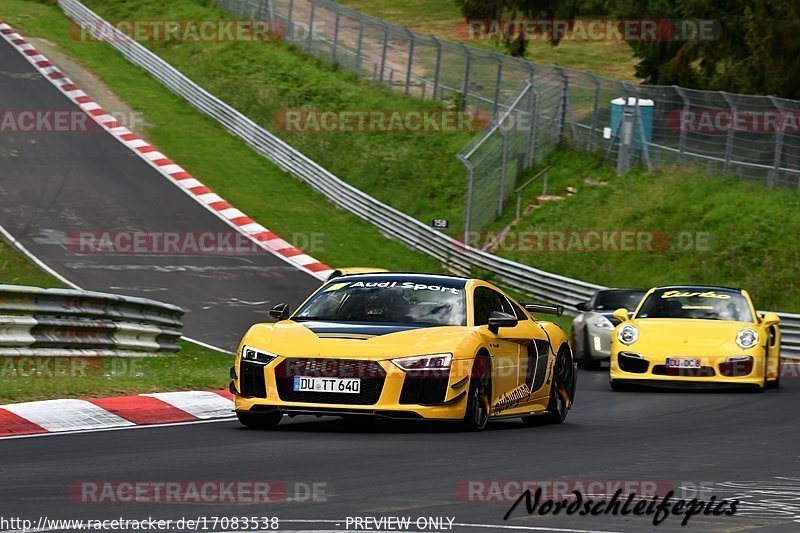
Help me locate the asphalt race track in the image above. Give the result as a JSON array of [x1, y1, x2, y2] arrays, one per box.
[[0, 36, 320, 350], [2, 23, 800, 533], [2, 370, 800, 532]]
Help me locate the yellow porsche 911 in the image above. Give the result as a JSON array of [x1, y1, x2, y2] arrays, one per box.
[[230, 273, 576, 431], [609, 286, 781, 391]]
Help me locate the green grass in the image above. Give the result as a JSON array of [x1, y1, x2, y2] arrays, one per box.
[[336, 0, 639, 81], [0, 341, 232, 403], [0, 240, 64, 288], [0, 0, 441, 272], [487, 150, 800, 312]]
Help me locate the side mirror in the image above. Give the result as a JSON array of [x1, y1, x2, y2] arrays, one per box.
[[576, 301, 591, 312], [269, 303, 291, 321], [488, 310, 518, 334], [613, 308, 630, 323], [761, 312, 781, 328]]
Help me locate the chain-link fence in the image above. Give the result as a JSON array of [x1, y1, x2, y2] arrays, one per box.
[[218, 0, 800, 234]]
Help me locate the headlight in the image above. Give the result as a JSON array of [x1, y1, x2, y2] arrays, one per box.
[[617, 325, 639, 345], [736, 329, 759, 350], [590, 315, 615, 330], [391, 353, 452, 372], [241, 345, 277, 365]]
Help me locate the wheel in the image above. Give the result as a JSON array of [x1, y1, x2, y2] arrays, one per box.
[[580, 334, 599, 370], [464, 355, 492, 431], [236, 410, 282, 429], [537, 345, 575, 424]]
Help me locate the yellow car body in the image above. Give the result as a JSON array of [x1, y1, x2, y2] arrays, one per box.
[[231, 273, 575, 430], [609, 286, 782, 391]]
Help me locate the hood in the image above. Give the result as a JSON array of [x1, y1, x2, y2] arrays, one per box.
[[244, 320, 474, 359], [630, 319, 751, 348]]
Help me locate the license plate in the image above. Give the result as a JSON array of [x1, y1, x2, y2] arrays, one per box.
[[666, 358, 701, 369], [293, 376, 361, 394]]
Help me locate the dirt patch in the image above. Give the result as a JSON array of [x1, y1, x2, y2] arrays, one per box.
[[27, 37, 151, 134]]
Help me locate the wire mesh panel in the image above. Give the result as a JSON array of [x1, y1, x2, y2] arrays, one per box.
[[217, 0, 800, 234]]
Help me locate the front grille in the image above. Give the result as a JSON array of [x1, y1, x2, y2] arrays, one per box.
[[652, 365, 716, 377], [618, 353, 649, 374], [399, 372, 450, 405], [239, 361, 267, 398], [275, 358, 386, 405]]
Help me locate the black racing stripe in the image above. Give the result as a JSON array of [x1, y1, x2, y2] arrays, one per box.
[[299, 321, 425, 337]]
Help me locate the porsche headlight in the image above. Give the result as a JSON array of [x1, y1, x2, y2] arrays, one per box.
[[617, 324, 639, 345], [590, 315, 615, 330], [241, 345, 278, 365], [391, 353, 452, 372], [736, 329, 759, 350]]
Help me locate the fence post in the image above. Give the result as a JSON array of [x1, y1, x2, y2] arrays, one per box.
[[492, 52, 504, 118], [379, 22, 389, 84], [720, 91, 736, 174], [355, 18, 364, 74], [768, 96, 784, 190], [674, 85, 689, 163], [305, 0, 316, 52], [331, 10, 340, 62], [404, 28, 415, 95], [266, 0, 274, 31], [554, 65, 569, 141], [459, 156, 475, 242], [431, 35, 442, 101], [586, 72, 601, 151], [286, 0, 294, 41], [498, 124, 510, 217], [633, 94, 652, 172], [527, 83, 540, 167], [460, 43, 472, 103]]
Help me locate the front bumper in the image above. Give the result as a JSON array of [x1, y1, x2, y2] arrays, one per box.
[[610, 350, 766, 388], [232, 356, 473, 420]]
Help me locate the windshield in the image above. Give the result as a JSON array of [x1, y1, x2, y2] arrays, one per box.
[[594, 289, 646, 311], [294, 277, 467, 326], [635, 288, 753, 322]]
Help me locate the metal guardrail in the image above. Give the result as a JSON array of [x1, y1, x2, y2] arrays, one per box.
[[56, 0, 800, 358], [0, 284, 184, 357]]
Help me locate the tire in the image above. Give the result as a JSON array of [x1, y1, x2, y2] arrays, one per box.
[[236, 410, 282, 429], [464, 356, 492, 431], [538, 345, 575, 424], [580, 334, 599, 370]]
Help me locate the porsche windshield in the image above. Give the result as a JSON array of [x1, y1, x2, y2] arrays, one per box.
[[294, 278, 467, 326], [635, 288, 753, 322]]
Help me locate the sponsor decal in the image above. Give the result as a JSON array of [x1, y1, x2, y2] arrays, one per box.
[[660, 290, 732, 300], [491, 384, 532, 415], [348, 281, 462, 295]]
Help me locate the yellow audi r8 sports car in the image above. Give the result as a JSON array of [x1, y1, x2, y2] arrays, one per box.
[[609, 285, 781, 391], [230, 273, 576, 431]]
